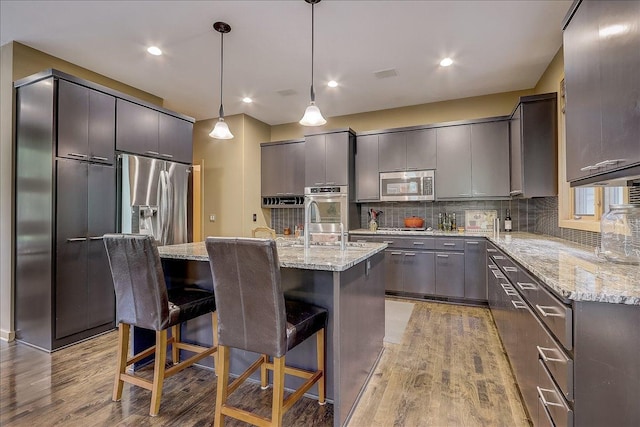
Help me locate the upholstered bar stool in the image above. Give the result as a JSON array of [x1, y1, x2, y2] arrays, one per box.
[[103, 234, 218, 416], [205, 237, 327, 427]]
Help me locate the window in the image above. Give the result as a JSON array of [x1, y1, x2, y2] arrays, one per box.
[[574, 187, 595, 217]]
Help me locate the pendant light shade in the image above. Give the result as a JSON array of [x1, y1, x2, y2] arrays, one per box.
[[210, 21, 234, 140], [299, 0, 326, 126]]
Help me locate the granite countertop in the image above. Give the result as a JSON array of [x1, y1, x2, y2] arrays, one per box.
[[349, 228, 490, 237], [487, 233, 640, 305], [157, 240, 387, 272]]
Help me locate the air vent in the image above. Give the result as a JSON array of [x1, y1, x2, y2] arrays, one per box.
[[277, 89, 297, 96], [373, 68, 398, 79]]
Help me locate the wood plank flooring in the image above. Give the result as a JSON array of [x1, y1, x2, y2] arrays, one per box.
[[0, 300, 528, 426]]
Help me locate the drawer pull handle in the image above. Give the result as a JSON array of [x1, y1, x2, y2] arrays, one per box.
[[437, 254, 449, 258], [487, 248, 498, 253], [145, 151, 160, 156], [88, 236, 104, 241], [391, 252, 403, 256], [537, 346, 565, 363], [91, 155, 109, 161], [383, 241, 394, 244], [68, 152, 88, 158], [488, 264, 498, 269], [443, 243, 456, 246], [517, 282, 537, 290], [412, 242, 425, 245], [405, 252, 416, 257], [160, 153, 174, 158], [536, 305, 563, 318], [511, 300, 527, 309], [491, 270, 504, 279], [503, 266, 518, 272], [504, 289, 517, 296], [466, 241, 479, 245], [537, 386, 565, 408], [493, 255, 505, 259], [357, 240, 368, 243], [66, 237, 87, 242]]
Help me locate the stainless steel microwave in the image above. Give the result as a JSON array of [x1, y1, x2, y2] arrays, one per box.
[[380, 170, 435, 202]]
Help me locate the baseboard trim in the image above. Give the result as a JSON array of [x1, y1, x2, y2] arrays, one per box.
[[0, 329, 16, 342]]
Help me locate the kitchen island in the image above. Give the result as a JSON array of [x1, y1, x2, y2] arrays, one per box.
[[155, 240, 387, 427]]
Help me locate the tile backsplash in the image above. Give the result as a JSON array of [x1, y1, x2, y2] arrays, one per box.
[[271, 189, 640, 248]]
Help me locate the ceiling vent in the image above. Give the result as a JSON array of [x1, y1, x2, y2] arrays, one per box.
[[277, 89, 297, 96], [373, 68, 398, 79]]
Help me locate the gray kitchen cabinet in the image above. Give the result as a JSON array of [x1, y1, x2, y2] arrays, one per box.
[[564, 0, 640, 184], [436, 125, 472, 199], [378, 129, 436, 172], [384, 250, 405, 292], [355, 134, 379, 201], [261, 140, 305, 197], [15, 71, 118, 351], [159, 113, 193, 164], [471, 121, 510, 198], [509, 93, 557, 197], [403, 251, 436, 294], [305, 130, 353, 187], [57, 79, 115, 164], [117, 99, 193, 164], [435, 251, 465, 298], [464, 239, 487, 301]]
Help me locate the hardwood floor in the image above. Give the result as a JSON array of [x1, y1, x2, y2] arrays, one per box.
[[0, 300, 528, 426]]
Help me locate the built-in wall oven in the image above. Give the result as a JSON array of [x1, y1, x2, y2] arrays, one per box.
[[304, 186, 349, 236], [380, 170, 435, 202]]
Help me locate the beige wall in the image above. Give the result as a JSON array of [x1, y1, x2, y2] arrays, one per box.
[[534, 47, 564, 95], [271, 89, 535, 141], [193, 114, 271, 239]]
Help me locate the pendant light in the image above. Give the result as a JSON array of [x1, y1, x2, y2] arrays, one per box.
[[209, 21, 234, 139], [299, 0, 327, 126]]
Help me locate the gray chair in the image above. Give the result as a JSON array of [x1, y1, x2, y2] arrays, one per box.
[[103, 234, 218, 416], [205, 237, 327, 427]]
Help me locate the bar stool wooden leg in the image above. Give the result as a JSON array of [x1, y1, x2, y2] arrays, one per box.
[[317, 328, 326, 405], [272, 356, 286, 427], [214, 345, 230, 427], [149, 330, 168, 416], [112, 323, 129, 402], [212, 312, 219, 375], [171, 325, 180, 364], [260, 354, 269, 389]]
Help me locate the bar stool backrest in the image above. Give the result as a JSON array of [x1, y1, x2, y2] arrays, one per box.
[[205, 237, 287, 357], [103, 234, 170, 331]]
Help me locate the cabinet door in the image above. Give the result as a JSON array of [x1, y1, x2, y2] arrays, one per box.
[[384, 250, 404, 292], [355, 135, 379, 201], [87, 164, 116, 329], [159, 113, 193, 164], [598, 0, 640, 173], [378, 132, 406, 172], [88, 89, 115, 164], [55, 159, 88, 339], [116, 99, 159, 156], [436, 125, 472, 198], [435, 252, 465, 297], [471, 122, 509, 197], [464, 240, 487, 300], [283, 141, 306, 195], [509, 106, 524, 195], [403, 251, 435, 295], [563, 2, 603, 181], [57, 80, 89, 160], [261, 144, 282, 196], [324, 132, 349, 186], [305, 134, 326, 186], [406, 129, 436, 170]]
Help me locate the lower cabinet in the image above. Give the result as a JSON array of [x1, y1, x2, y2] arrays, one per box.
[[434, 252, 465, 297], [384, 249, 435, 294]]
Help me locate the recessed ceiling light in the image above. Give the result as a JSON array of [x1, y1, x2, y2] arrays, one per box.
[[146, 46, 162, 56], [242, 97, 253, 103], [328, 80, 338, 88], [440, 57, 453, 67]]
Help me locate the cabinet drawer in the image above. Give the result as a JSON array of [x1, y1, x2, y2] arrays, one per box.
[[538, 360, 573, 427], [533, 285, 573, 351], [377, 237, 434, 249], [514, 269, 540, 303], [351, 236, 383, 244], [435, 238, 463, 251], [491, 253, 519, 281], [537, 315, 574, 401]]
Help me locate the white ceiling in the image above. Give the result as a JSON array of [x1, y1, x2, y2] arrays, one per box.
[[1, 0, 573, 125]]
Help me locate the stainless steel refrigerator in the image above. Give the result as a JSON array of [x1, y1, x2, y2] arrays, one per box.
[[119, 154, 191, 245]]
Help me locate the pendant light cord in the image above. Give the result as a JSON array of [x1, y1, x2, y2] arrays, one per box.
[[310, 2, 315, 103], [219, 31, 225, 118]]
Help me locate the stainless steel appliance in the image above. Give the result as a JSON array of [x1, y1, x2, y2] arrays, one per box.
[[304, 186, 349, 235], [380, 170, 435, 202], [119, 154, 191, 245]]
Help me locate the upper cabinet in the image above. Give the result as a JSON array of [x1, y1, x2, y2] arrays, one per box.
[[116, 99, 193, 164], [305, 130, 354, 187], [378, 129, 436, 172], [564, 0, 640, 184], [436, 125, 472, 199], [57, 79, 115, 164], [355, 134, 379, 201], [471, 121, 510, 198], [261, 140, 305, 197], [509, 94, 557, 197]]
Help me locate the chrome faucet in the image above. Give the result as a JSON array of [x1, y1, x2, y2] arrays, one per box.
[[340, 222, 346, 252], [304, 198, 319, 249]]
